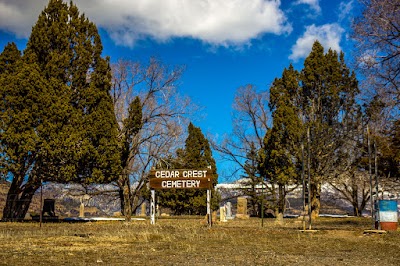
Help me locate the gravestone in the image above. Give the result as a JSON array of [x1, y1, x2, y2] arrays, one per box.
[[140, 202, 146, 216], [31, 198, 58, 221], [79, 202, 85, 218], [236, 197, 249, 219], [225, 202, 233, 220], [219, 206, 227, 222], [212, 210, 217, 224], [42, 199, 56, 217]]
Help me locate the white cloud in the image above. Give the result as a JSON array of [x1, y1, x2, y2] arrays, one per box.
[[0, 0, 48, 37], [0, 0, 292, 47], [289, 23, 344, 61], [338, 0, 354, 22], [295, 0, 321, 13]]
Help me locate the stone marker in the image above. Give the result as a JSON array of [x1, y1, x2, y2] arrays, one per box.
[[79, 202, 85, 218], [113, 211, 122, 217], [236, 197, 249, 219], [212, 210, 217, 224], [226, 202, 233, 219], [220, 206, 227, 222], [42, 199, 56, 217], [140, 202, 146, 216]]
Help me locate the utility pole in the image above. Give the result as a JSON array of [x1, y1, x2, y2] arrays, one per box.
[[301, 142, 306, 231], [261, 177, 264, 227], [367, 125, 374, 228], [374, 139, 380, 229], [40, 179, 43, 228], [307, 127, 312, 230]]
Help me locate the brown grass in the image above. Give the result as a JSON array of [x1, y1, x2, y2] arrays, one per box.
[[0, 217, 399, 265]]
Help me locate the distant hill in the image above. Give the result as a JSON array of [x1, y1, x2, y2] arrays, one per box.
[[0, 181, 122, 219], [216, 180, 355, 216], [1, 179, 376, 219]]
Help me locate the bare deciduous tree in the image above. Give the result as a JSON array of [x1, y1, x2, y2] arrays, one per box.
[[110, 58, 196, 219], [212, 84, 269, 179], [353, 0, 400, 106], [211, 84, 270, 215]]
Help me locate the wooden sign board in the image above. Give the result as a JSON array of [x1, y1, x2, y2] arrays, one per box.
[[149, 169, 213, 189]]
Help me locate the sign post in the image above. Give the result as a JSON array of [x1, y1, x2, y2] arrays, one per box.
[[207, 189, 211, 227], [148, 168, 213, 226], [150, 189, 155, 225]]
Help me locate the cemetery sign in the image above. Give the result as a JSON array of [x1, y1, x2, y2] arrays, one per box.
[[149, 169, 212, 189]]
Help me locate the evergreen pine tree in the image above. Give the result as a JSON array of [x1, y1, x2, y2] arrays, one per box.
[[300, 41, 360, 217], [158, 123, 219, 215], [1, 0, 120, 220], [241, 142, 263, 216], [259, 64, 302, 217], [390, 119, 400, 176], [0, 42, 21, 74], [1, 59, 52, 219]]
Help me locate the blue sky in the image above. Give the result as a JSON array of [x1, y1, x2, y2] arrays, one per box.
[[0, 0, 362, 178]]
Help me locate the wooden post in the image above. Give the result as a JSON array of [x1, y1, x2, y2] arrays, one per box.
[[374, 139, 380, 229], [367, 125, 374, 228], [301, 142, 306, 231], [307, 127, 312, 230], [261, 180, 264, 228], [150, 189, 155, 225], [207, 189, 211, 227], [39, 179, 43, 228]]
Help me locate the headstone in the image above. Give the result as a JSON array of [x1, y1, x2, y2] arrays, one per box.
[[225, 202, 233, 220], [113, 211, 122, 217], [79, 202, 85, 218], [156, 204, 160, 217], [219, 206, 227, 222], [140, 202, 146, 216], [236, 197, 249, 219], [212, 210, 217, 224], [42, 199, 56, 217]]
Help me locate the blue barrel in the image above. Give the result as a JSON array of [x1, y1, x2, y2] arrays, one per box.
[[378, 200, 398, 231]]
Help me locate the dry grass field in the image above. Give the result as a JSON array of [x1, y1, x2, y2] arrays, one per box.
[[0, 217, 399, 265]]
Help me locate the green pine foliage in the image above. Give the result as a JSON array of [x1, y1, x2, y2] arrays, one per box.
[[391, 120, 400, 175], [1, 57, 53, 219], [301, 41, 360, 216], [0, 42, 21, 74], [259, 41, 361, 217], [259, 64, 302, 215], [21, 0, 121, 184], [1, 0, 120, 220], [241, 142, 264, 216], [121, 96, 143, 169], [157, 123, 219, 215]]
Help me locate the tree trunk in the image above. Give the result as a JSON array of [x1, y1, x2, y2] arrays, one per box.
[[249, 191, 259, 217], [352, 184, 360, 216], [310, 182, 321, 219], [353, 205, 360, 217], [123, 178, 132, 222], [274, 184, 285, 225], [3, 176, 40, 221], [278, 184, 286, 214], [131, 195, 138, 215], [118, 186, 125, 216], [359, 191, 369, 217], [118, 174, 132, 221]]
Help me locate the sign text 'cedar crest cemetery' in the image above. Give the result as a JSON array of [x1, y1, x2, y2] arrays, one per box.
[[149, 169, 213, 189]]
